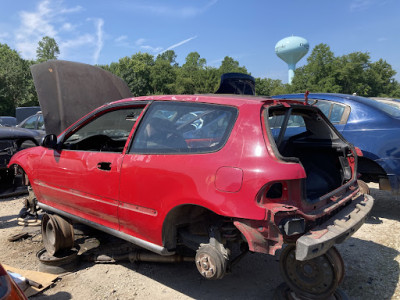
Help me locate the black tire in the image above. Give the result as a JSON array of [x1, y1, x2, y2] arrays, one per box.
[[195, 244, 227, 280]]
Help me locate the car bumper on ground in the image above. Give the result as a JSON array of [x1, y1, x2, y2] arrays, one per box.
[[296, 193, 374, 261]]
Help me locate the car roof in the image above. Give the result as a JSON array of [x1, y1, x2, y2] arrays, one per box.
[[273, 93, 400, 119], [113, 94, 301, 108]]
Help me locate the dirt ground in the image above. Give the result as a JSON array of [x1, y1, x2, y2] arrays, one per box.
[[0, 183, 399, 300]]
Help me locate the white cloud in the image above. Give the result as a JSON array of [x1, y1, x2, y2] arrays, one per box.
[[116, 35, 197, 55], [115, 37, 163, 54], [349, 0, 383, 11], [162, 36, 198, 53], [141, 45, 163, 53], [115, 35, 128, 43], [0, 32, 9, 39], [127, 0, 218, 18], [93, 18, 104, 64], [14, 0, 102, 63], [209, 57, 224, 66], [135, 38, 146, 46], [60, 23, 76, 32], [60, 34, 94, 50]]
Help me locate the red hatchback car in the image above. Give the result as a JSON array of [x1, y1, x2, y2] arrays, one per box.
[[9, 62, 373, 298]]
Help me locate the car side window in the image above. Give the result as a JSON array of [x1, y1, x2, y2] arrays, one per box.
[[130, 102, 237, 154], [21, 116, 37, 129], [62, 107, 144, 153], [313, 101, 348, 124], [268, 114, 307, 141], [37, 114, 45, 130], [314, 101, 331, 117], [330, 104, 345, 123]]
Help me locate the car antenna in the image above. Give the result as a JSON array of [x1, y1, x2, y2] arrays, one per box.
[[304, 90, 309, 105]]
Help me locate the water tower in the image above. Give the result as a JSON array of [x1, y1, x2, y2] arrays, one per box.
[[275, 36, 309, 84]]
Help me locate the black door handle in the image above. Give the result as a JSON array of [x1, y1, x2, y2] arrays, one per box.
[[97, 162, 111, 171]]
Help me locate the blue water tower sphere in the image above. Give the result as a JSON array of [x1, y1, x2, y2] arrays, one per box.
[[275, 36, 309, 84]]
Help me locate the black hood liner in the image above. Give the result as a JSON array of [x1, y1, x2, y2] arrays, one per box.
[[215, 73, 255, 95], [31, 60, 133, 136]]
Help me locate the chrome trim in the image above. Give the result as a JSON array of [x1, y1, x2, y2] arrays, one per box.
[[38, 202, 175, 256], [35, 181, 118, 207]]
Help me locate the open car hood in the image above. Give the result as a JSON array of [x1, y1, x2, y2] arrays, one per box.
[[31, 60, 133, 136]]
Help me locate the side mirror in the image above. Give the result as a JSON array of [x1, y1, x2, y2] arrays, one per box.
[[41, 134, 58, 149]]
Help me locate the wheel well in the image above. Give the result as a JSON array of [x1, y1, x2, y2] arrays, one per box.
[[10, 164, 29, 186], [358, 157, 387, 183], [162, 205, 224, 250]]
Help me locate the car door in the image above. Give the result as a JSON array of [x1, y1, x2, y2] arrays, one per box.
[[36, 105, 145, 229]]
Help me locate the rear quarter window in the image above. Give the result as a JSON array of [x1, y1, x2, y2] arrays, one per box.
[[130, 102, 238, 154], [312, 101, 349, 124]]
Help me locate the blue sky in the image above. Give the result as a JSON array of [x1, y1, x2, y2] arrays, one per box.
[[0, 0, 399, 83]]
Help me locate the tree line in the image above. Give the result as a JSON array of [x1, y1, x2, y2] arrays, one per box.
[[1, 36, 399, 116]]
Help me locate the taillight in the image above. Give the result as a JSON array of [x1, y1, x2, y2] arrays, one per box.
[[355, 146, 363, 157]]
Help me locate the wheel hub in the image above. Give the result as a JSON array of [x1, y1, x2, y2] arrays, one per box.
[[196, 253, 216, 278], [195, 243, 227, 280]]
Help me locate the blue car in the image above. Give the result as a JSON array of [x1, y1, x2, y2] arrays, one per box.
[[272, 93, 400, 194]]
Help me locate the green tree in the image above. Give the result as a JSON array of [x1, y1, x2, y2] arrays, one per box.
[[151, 51, 178, 94], [111, 53, 154, 96], [290, 43, 400, 97], [335, 52, 372, 95], [291, 44, 341, 93], [218, 56, 248, 76], [255, 78, 288, 96], [367, 59, 398, 97], [0, 44, 37, 115], [36, 36, 60, 62], [176, 52, 208, 94], [157, 50, 178, 66]]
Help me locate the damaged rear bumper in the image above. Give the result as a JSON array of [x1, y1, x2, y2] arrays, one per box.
[[296, 193, 374, 261]]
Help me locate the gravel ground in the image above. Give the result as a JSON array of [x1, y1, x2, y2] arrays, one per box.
[[0, 183, 399, 299]]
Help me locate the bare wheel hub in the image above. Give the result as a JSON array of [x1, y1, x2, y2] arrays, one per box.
[[196, 254, 216, 278], [195, 243, 227, 280]]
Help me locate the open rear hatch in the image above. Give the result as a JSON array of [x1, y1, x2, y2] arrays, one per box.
[[265, 103, 356, 206], [261, 102, 375, 260]]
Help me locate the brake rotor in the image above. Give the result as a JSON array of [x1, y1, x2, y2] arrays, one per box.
[[42, 214, 75, 255], [195, 244, 227, 280], [279, 245, 345, 299]]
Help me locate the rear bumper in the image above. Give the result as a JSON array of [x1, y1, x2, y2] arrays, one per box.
[[296, 193, 374, 261]]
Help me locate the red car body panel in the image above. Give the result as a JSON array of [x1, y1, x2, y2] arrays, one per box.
[[9, 95, 373, 259], [35, 149, 122, 229]]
